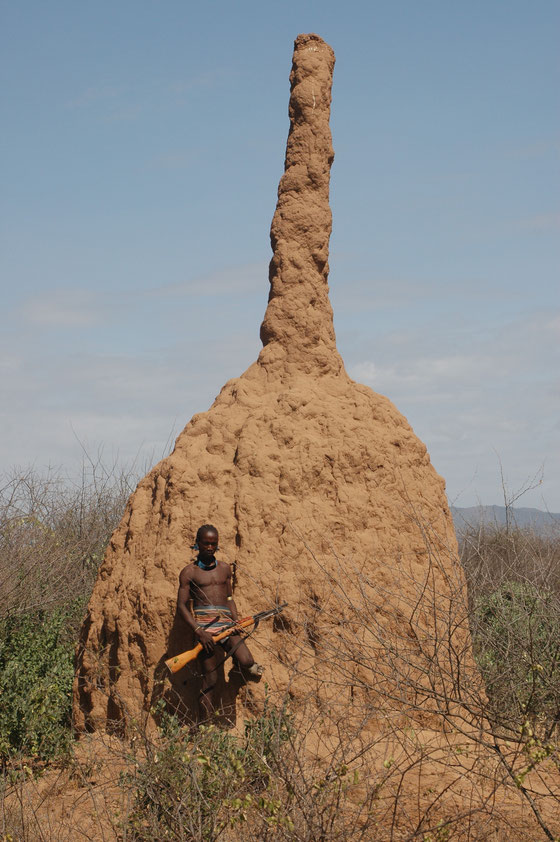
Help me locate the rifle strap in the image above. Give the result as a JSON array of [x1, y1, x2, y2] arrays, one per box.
[[223, 632, 248, 662]]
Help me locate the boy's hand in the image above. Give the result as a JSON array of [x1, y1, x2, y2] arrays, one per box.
[[196, 628, 215, 653]]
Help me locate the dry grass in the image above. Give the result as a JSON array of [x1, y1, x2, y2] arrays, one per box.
[[0, 459, 135, 618], [459, 520, 560, 603], [1, 470, 559, 840]]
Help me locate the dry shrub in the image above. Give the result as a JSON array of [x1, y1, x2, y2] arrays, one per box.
[[459, 523, 560, 737], [1, 479, 559, 840], [459, 521, 560, 602], [0, 458, 135, 764], [0, 458, 135, 618]]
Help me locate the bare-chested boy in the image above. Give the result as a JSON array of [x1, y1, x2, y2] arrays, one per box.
[[177, 524, 262, 720]]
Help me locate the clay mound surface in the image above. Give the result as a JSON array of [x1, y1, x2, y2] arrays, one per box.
[[74, 363, 460, 728], [74, 34, 470, 731]]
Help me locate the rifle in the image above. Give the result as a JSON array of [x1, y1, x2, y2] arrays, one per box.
[[165, 602, 287, 674]]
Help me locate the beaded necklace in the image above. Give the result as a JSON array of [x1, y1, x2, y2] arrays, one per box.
[[196, 557, 217, 571]]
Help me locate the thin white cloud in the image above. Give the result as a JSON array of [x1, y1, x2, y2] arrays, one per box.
[[517, 213, 560, 231], [507, 140, 560, 160], [547, 315, 560, 334], [66, 84, 127, 108], [351, 354, 480, 392], [66, 69, 231, 119], [21, 288, 104, 327], [168, 69, 232, 99], [0, 352, 21, 373], [331, 273, 512, 315], [151, 262, 267, 298], [151, 149, 202, 170]]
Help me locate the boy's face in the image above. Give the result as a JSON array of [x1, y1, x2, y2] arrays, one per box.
[[198, 530, 218, 561]]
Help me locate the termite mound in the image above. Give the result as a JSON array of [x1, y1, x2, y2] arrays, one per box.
[[74, 34, 474, 734]]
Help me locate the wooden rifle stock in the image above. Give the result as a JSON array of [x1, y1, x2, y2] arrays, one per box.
[[164, 603, 287, 674]]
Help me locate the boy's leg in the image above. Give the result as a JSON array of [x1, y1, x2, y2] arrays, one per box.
[[224, 635, 263, 676], [199, 652, 219, 721]]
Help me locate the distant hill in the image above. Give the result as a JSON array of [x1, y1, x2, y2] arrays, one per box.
[[451, 505, 560, 535]]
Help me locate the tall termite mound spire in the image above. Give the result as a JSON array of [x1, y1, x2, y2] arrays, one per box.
[[260, 34, 342, 375], [74, 35, 476, 733]]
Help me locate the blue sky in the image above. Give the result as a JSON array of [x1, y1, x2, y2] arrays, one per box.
[[1, 1, 559, 509]]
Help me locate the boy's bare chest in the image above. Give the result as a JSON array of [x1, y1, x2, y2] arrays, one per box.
[[191, 565, 228, 588]]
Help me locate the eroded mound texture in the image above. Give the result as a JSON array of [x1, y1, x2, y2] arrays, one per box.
[[74, 35, 469, 731]]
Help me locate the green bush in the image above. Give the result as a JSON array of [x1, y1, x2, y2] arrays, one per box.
[[0, 603, 82, 762], [126, 703, 293, 841], [472, 580, 560, 732]]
